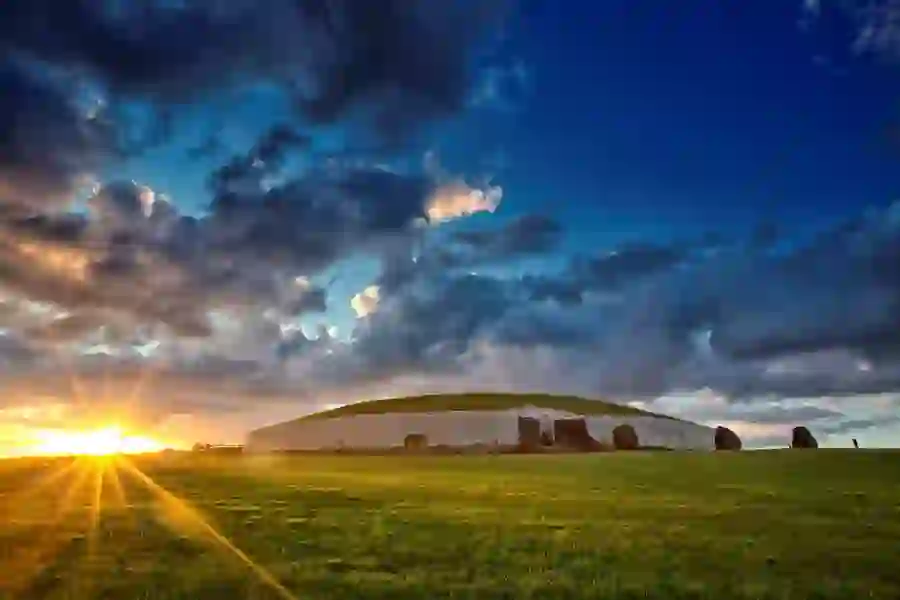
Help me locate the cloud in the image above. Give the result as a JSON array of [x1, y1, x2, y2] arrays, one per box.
[[850, 0, 900, 60], [573, 242, 690, 292], [0, 0, 503, 210], [0, 59, 114, 210], [351, 286, 381, 318], [468, 60, 531, 111], [12, 194, 900, 442], [374, 213, 563, 297], [804, 1, 900, 61], [0, 0, 501, 117], [276, 200, 900, 414], [4, 0, 900, 448], [453, 214, 562, 257], [0, 0, 520, 436], [0, 0, 511, 364], [425, 181, 503, 223], [821, 414, 900, 435], [0, 176, 345, 337]]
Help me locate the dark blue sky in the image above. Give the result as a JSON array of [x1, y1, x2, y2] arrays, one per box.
[[2, 0, 900, 452], [495, 1, 900, 241]]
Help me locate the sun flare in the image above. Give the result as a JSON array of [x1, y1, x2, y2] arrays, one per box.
[[31, 425, 164, 457]]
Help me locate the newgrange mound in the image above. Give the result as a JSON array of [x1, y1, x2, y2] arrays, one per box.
[[245, 393, 716, 453]]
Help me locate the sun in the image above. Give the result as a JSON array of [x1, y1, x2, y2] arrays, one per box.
[[31, 425, 165, 457]]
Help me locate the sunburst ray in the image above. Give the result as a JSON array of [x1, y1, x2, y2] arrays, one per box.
[[0, 458, 93, 594], [117, 458, 297, 600]]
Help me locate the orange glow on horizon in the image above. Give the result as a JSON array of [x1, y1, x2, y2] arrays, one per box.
[[28, 425, 166, 457]]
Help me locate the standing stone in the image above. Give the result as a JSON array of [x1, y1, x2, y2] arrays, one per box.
[[517, 417, 541, 450], [553, 419, 603, 451], [714, 426, 742, 450], [404, 433, 428, 451], [791, 426, 818, 449], [612, 424, 639, 450]]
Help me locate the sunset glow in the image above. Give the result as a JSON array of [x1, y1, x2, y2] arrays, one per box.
[[30, 426, 165, 457]]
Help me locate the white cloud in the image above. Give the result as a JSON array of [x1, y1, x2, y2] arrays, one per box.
[[350, 285, 381, 318]]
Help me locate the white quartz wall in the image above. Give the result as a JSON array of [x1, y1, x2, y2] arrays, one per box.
[[246, 410, 521, 452], [246, 409, 715, 452], [586, 416, 714, 450]]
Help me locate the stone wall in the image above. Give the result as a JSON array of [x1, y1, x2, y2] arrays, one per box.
[[245, 408, 716, 452]]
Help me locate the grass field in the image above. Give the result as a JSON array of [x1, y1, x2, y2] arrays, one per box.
[[1, 450, 899, 599]]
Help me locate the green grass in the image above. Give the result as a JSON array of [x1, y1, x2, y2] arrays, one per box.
[[1, 450, 899, 599], [291, 392, 676, 422]]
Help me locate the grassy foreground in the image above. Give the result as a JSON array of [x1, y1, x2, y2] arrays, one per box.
[[1, 451, 899, 599]]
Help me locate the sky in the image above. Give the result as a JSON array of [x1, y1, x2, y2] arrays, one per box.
[[2, 0, 900, 454]]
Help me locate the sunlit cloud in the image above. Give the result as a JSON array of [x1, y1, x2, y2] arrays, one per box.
[[350, 285, 381, 318], [426, 181, 503, 223]]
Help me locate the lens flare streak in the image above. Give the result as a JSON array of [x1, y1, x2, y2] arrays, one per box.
[[118, 458, 297, 600], [0, 456, 297, 600]]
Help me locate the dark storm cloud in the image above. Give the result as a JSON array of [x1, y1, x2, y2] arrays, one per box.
[[5, 116, 503, 338], [0, 59, 113, 209], [517, 237, 697, 305], [1, 0, 498, 109], [307, 200, 900, 406], [0, 176, 343, 336], [349, 274, 515, 377], [208, 123, 310, 197], [7, 0, 900, 438], [294, 0, 504, 137], [283, 285, 328, 316], [648, 205, 900, 399], [706, 209, 900, 363], [0, 0, 506, 350], [0, 0, 501, 209], [522, 274, 585, 305], [207, 165, 434, 273], [452, 214, 563, 257], [328, 237, 712, 397], [486, 303, 596, 348], [822, 414, 900, 435], [373, 214, 562, 295], [572, 242, 690, 292]]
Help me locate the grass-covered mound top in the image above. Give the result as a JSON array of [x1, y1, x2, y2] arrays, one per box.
[[297, 393, 680, 422]]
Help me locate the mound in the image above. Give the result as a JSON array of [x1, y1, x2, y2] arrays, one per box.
[[295, 393, 677, 422], [246, 392, 715, 453]]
